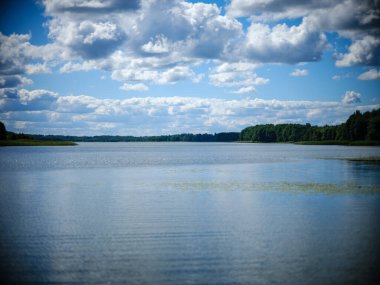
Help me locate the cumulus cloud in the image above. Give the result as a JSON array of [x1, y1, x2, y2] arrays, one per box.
[[336, 35, 380, 67], [358, 69, 380, 80], [227, 0, 380, 67], [1, 0, 379, 130], [0, 33, 62, 76], [227, 0, 379, 36], [130, 1, 242, 59], [332, 74, 351, 80], [290, 69, 308, 76], [141, 35, 170, 54], [5, 0, 375, 97], [120, 83, 149, 92], [342, 91, 361, 104], [48, 19, 126, 59], [112, 65, 195, 85], [232, 86, 256, 94], [35, 0, 246, 89], [209, 62, 269, 88], [43, 0, 242, 64], [1, 0, 378, 93], [241, 22, 327, 63], [226, 0, 332, 19], [42, 0, 141, 14], [158, 66, 195, 84], [25, 63, 51, 74], [18, 89, 58, 104], [0, 88, 58, 112], [0, 33, 34, 75], [1, 88, 378, 135], [0, 75, 33, 88]]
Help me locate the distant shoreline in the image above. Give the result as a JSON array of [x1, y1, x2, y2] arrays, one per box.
[[0, 139, 77, 147], [237, 140, 380, 146], [2, 140, 380, 147], [294, 140, 380, 146], [1, 109, 379, 147]]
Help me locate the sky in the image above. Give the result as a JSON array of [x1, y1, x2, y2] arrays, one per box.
[[0, 0, 379, 136]]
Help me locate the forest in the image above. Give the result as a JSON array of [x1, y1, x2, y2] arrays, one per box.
[[240, 108, 380, 143], [28, 132, 240, 142], [1, 108, 379, 145]]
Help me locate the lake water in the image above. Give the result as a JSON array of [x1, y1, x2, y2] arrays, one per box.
[[1, 143, 380, 284]]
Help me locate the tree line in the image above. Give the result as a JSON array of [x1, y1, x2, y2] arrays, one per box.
[[240, 108, 380, 142], [29, 132, 240, 142], [1, 108, 379, 143], [0, 126, 240, 142]]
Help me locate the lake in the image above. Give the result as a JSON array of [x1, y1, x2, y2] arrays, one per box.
[[1, 143, 380, 285]]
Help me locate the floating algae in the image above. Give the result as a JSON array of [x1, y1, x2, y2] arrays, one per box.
[[163, 181, 380, 194], [277, 182, 380, 194]]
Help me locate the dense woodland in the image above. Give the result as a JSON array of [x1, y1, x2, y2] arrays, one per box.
[[29, 132, 240, 142], [240, 108, 380, 143], [1, 108, 379, 144]]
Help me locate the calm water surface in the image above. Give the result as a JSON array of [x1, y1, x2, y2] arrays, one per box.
[[1, 143, 380, 284]]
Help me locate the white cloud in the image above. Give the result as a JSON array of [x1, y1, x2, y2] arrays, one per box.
[[1, 0, 379, 124], [14, 121, 29, 129], [332, 74, 351, 80], [227, 0, 380, 67], [120, 83, 148, 92], [42, 0, 242, 65], [18, 89, 58, 104], [3, 0, 377, 101], [59, 59, 106, 73], [141, 35, 170, 54], [227, 0, 379, 38], [241, 21, 327, 63], [48, 19, 126, 59], [25, 63, 51, 74], [0, 33, 34, 75], [232, 86, 256, 94], [42, 0, 140, 14], [0, 75, 33, 88], [1, 88, 379, 135], [290, 69, 308, 76], [28, 0, 245, 93], [336, 35, 380, 67], [358, 69, 380, 80], [209, 62, 269, 88], [342, 91, 361, 104], [214, 62, 259, 73], [157, 66, 194, 85], [226, 0, 331, 19], [0, 88, 58, 112], [0, 33, 63, 77], [131, 1, 242, 59], [112, 65, 195, 85]]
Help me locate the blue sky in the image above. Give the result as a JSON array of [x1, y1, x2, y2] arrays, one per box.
[[0, 0, 379, 135]]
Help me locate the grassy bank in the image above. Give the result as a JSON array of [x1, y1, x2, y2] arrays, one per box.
[[0, 139, 77, 146], [295, 140, 380, 146]]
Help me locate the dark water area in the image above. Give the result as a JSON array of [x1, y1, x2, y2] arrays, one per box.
[[1, 143, 380, 284]]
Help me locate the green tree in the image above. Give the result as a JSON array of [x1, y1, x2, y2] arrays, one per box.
[[0, 121, 7, 140], [366, 109, 380, 140]]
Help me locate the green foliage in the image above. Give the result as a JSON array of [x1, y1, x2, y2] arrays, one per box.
[[29, 132, 240, 142], [0, 121, 6, 140], [1, 109, 379, 145], [241, 108, 380, 143], [0, 139, 77, 146]]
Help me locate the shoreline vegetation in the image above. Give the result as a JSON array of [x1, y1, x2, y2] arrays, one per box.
[[294, 140, 380, 146], [0, 108, 379, 146], [0, 139, 77, 146]]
